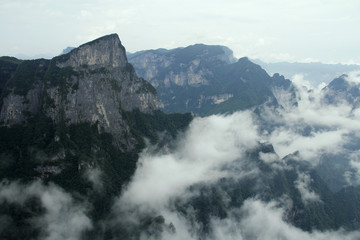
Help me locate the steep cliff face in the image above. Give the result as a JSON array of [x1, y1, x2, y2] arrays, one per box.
[[0, 34, 158, 149], [128, 44, 239, 114], [44, 34, 158, 148], [0, 59, 48, 125], [129, 44, 236, 89], [58, 34, 128, 69], [0, 57, 21, 96], [129, 46, 292, 115]]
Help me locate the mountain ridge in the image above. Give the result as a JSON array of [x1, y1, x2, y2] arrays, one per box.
[[253, 59, 360, 87], [128, 46, 293, 115]]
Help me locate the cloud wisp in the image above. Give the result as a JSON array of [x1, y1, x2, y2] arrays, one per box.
[[0, 180, 92, 240], [117, 111, 259, 210], [211, 199, 360, 240], [264, 73, 360, 163]]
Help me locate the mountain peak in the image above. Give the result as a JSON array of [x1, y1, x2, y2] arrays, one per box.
[[237, 56, 250, 62], [80, 33, 120, 47], [0, 34, 159, 145], [58, 33, 128, 68], [326, 75, 349, 91]]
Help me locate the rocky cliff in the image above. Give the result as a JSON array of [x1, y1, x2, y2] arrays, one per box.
[[128, 45, 292, 115], [128, 44, 236, 88], [0, 34, 159, 149], [0, 35, 192, 239]]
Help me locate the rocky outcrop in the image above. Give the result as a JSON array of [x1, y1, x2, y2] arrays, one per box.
[[0, 34, 158, 149], [58, 34, 128, 69]]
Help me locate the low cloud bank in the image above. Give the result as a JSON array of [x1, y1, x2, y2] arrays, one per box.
[[111, 72, 360, 239], [116, 111, 259, 211], [211, 199, 360, 240], [0, 180, 92, 240]]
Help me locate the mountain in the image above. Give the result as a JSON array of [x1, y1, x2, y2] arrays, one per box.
[[253, 59, 360, 87], [0, 34, 192, 239], [128, 45, 293, 116], [322, 74, 360, 108]]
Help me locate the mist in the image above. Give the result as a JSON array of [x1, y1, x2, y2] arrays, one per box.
[[211, 199, 360, 240], [118, 111, 259, 209], [0, 180, 92, 240], [1, 72, 360, 239], [109, 71, 360, 239]]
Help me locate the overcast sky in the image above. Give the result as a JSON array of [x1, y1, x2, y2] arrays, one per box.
[[0, 0, 359, 64]]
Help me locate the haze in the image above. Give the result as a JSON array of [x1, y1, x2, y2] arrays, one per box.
[[0, 0, 359, 64]]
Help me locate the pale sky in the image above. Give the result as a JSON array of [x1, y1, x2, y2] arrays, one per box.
[[0, 0, 359, 64]]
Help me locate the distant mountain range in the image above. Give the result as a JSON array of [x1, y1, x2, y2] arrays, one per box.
[[252, 59, 360, 87]]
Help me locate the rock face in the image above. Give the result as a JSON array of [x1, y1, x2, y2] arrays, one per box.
[[0, 34, 158, 149], [128, 45, 292, 115], [0, 59, 48, 125], [322, 74, 360, 108], [0, 57, 20, 95], [58, 34, 128, 69], [129, 44, 236, 89]]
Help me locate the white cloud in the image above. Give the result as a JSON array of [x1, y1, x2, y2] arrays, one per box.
[[83, 168, 103, 191], [295, 172, 321, 204], [211, 199, 360, 240], [118, 111, 259, 210], [108, 73, 360, 238], [345, 71, 360, 84], [0, 180, 92, 240], [344, 151, 360, 185], [263, 73, 360, 163], [259, 152, 280, 164], [269, 128, 346, 161]]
